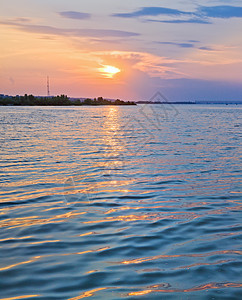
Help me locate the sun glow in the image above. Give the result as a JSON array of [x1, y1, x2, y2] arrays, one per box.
[[99, 65, 121, 78]]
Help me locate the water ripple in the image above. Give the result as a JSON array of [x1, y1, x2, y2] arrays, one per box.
[[0, 105, 241, 299]]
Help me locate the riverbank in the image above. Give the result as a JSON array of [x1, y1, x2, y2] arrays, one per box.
[[0, 94, 136, 106]]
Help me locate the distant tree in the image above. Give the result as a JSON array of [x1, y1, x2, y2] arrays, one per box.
[[0, 94, 136, 106], [73, 99, 81, 106], [83, 98, 92, 105]]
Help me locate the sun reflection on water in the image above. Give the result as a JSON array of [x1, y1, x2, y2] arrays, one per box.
[[0, 106, 241, 299]]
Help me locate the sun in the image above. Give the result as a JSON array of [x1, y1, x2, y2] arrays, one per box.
[[99, 65, 121, 78]]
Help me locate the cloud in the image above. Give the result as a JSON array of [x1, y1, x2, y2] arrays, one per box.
[[197, 5, 242, 18], [0, 21, 139, 38], [90, 50, 178, 79], [199, 46, 215, 51], [59, 11, 91, 20], [155, 40, 218, 52], [150, 18, 211, 24], [112, 7, 190, 18], [113, 5, 242, 25], [157, 42, 194, 48], [13, 17, 31, 23]]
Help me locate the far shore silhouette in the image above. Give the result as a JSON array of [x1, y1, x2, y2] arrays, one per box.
[[0, 94, 136, 106]]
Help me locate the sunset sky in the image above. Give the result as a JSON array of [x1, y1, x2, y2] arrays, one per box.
[[1, 0, 242, 101]]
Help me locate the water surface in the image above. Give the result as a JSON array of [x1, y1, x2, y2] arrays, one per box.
[[0, 105, 241, 299]]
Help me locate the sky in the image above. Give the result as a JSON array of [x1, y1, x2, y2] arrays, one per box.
[[1, 0, 242, 101]]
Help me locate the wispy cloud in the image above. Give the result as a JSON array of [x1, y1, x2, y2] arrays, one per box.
[[148, 18, 211, 24], [13, 17, 31, 23], [113, 7, 190, 18], [59, 11, 91, 20], [155, 40, 218, 52], [90, 50, 179, 78], [199, 46, 215, 51], [197, 5, 242, 18], [0, 21, 139, 38], [157, 42, 194, 48], [113, 5, 242, 25]]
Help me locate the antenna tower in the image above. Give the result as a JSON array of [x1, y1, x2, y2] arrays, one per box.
[[47, 76, 50, 97]]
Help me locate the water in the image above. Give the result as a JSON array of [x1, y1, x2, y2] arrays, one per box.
[[0, 104, 241, 300]]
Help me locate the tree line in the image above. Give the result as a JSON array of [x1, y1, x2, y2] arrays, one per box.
[[0, 94, 136, 106]]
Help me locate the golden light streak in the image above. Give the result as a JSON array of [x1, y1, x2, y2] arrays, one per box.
[[77, 232, 96, 237], [0, 211, 86, 229], [0, 296, 40, 300], [127, 282, 242, 296], [68, 288, 108, 299], [119, 250, 242, 265], [85, 270, 99, 274], [0, 247, 110, 272], [0, 257, 42, 271], [0, 236, 33, 242]]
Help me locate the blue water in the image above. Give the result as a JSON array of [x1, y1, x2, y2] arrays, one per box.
[[0, 104, 241, 300]]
